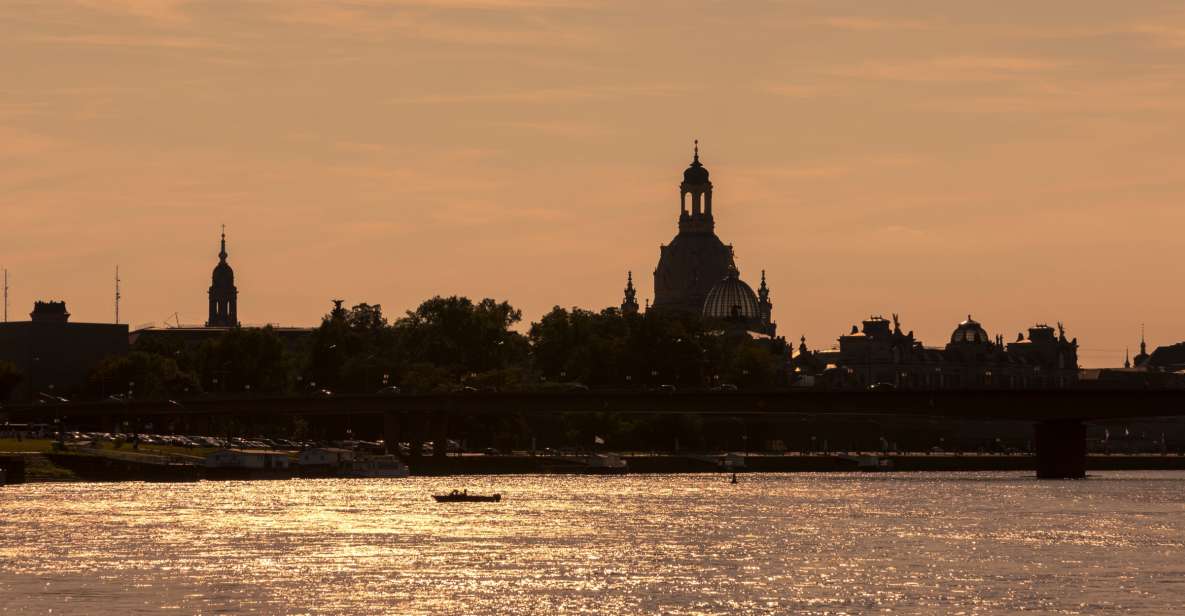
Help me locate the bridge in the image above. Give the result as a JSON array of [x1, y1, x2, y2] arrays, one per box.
[[6, 389, 1185, 479]]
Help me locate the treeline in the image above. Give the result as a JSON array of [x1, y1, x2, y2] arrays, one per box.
[[85, 296, 789, 400]]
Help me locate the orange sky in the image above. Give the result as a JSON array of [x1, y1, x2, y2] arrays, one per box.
[[4, 1, 1185, 367]]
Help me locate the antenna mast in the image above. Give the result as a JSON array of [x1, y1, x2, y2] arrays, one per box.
[[115, 266, 121, 324], [2, 268, 8, 322]]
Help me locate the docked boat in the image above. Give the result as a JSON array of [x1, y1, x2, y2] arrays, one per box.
[[839, 454, 895, 472], [340, 455, 410, 478], [581, 453, 628, 475], [432, 490, 501, 503]]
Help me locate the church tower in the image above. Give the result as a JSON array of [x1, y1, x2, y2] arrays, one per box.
[[206, 227, 239, 327], [1133, 325, 1150, 367], [621, 271, 639, 316], [757, 270, 775, 336], [653, 142, 734, 313], [679, 140, 714, 233]]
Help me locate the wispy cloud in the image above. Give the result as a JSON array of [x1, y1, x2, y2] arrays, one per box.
[[72, 0, 193, 25], [828, 56, 1064, 83], [388, 83, 690, 105], [811, 16, 935, 32], [274, 3, 597, 48], [762, 83, 821, 99], [26, 33, 229, 50]]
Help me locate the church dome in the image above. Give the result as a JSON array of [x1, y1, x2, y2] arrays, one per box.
[[950, 315, 989, 344], [684, 159, 709, 184], [703, 268, 759, 320], [682, 141, 710, 184], [212, 261, 235, 287]]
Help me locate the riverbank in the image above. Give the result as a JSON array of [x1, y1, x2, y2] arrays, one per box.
[[5, 450, 1185, 483]]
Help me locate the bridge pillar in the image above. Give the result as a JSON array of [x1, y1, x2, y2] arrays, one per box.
[[432, 413, 449, 458], [383, 412, 402, 457], [408, 412, 427, 460], [1034, 419, 1087, 479]]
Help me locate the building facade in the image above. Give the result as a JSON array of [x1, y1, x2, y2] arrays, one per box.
[[792, 314, 1079, 389], [0, 301, 128, 401]]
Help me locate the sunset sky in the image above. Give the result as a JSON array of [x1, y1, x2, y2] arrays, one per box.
[[4, 1, 1185, 366]]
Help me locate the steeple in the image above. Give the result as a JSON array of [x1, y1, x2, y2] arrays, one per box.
[[1124, 348, 1131, 369], [206, 226, 239, 327], [756, 269, 774, 335], [1133, 324, 1150, 367], [621, 271, 639, 316], [679, 140, 714, 233]]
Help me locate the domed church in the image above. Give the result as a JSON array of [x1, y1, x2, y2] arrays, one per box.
[[206, 226, 239, 327], [629, 143, 775, 336]]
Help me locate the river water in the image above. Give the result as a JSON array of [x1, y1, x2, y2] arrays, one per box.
[[2, 472, 1184, 614]]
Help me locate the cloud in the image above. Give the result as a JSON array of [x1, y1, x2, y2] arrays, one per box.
[[828, 55, 1064, 83], [72, 0, 193, 25], [488, 119, 615, 139], [26, 33, 229, 50], [763, 83, 821, 99], [811, 16, 934, 32], [387, 83, 690, 105], [274, 3, 598, 48]]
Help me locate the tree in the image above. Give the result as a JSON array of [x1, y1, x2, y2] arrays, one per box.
[[305, 302, 398, 393], [85, 352, 200, 399], [196, 327, 293, 394], [390, 296, 530, 391]]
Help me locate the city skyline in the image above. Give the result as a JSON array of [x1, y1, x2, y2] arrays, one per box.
[[6, 2, 1185, 367]]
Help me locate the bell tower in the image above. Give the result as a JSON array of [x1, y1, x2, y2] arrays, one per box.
[[206, 226, 239, 327], [653, 141, 734, 313], [679, 140, 714, 233]]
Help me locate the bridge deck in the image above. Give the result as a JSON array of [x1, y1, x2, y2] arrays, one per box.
[[5, 389, 1185, 422]]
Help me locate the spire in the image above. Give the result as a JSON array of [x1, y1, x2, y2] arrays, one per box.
[[1124, 348, 1131, 369], [758, 269, 769, 303], [621, 271, 639, 316], [693, 139, 699, 165], [219, 224, 228, 262], [1140, 324, 1147, 355]]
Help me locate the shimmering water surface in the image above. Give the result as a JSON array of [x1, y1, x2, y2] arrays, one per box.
[[2, 472, 1185, 614]]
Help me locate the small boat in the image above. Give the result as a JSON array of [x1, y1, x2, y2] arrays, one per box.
[[432, 490, 501, 503]]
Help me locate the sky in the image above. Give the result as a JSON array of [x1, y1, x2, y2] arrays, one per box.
[[3, 1, 1185, 367]]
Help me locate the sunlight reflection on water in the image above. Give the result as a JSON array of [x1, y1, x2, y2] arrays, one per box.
[[2, 472, 1185, 614]]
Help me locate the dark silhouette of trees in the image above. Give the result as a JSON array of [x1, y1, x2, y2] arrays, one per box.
[[196, 327, 292, 394], [85, 351, 199, 399], [529, 306, 786, 389]]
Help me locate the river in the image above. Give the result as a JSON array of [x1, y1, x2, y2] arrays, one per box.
[[2, 472, 1184, 614]]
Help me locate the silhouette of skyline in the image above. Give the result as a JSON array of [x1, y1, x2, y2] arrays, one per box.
[[5, 2, 1185, 368]]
